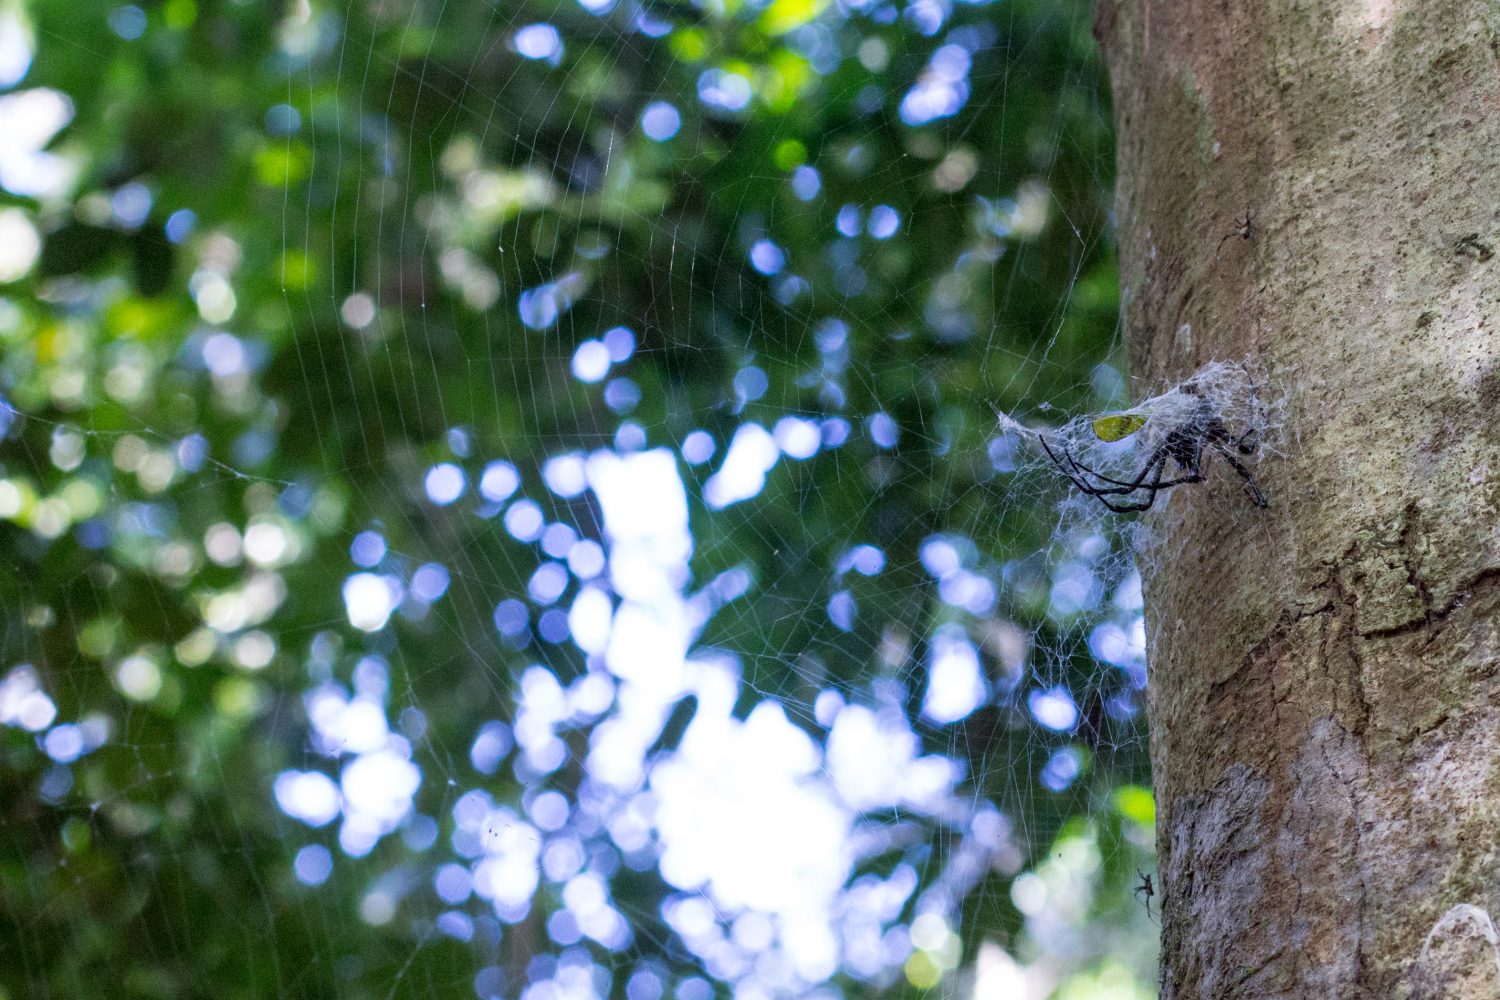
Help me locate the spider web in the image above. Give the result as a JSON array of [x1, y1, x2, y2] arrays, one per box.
[[0, 0, 1171, 997]]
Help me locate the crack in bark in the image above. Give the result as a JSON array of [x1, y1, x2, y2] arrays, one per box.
[[1362, 567, 1500, 640], [1399, 500, 1437, 620], [1230, 946, 1286, 991], [1333, 721, 1371, 987], [1328, 574, 1373, 736]]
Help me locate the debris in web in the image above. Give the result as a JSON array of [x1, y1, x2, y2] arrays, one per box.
[[999, 360, 1280, 517]]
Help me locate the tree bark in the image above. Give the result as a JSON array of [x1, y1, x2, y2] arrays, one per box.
[[1094, 1, 1500, 996]]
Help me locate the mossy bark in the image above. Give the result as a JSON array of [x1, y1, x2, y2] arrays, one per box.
[[1094, 0, 1500, 995]]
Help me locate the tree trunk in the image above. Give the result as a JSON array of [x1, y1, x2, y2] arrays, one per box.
[[1094, 1, 1500, 996]]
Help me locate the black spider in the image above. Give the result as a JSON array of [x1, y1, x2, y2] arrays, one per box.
[[1040, 395, 1268, 513], [1134, 870, 1156, 919], [1216, 208, 1255, 256]]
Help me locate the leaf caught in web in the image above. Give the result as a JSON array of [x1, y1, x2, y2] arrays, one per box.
[[1092, 413, 1148, 442]]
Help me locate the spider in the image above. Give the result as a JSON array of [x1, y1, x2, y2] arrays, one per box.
[[1039, 394, 1268, 513], [1134, 870, 1156, 919], [1216, 208, 1255, 257]]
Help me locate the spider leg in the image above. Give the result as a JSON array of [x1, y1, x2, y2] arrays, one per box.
[[1146, 467, 1206, 490], [1039, 436, 1114, 496], [1040, 436, 1163, 501], [1076, 448, 1207, 493], [1214, 445, 1269, 507], [1060, 444, 1172, 496], [1134, 463, 1204, 490], [1095, 454, 1171, 512], [1041, 436, 1212, 514], [1098, 494, 1158, 513], [1038, 433, 1159, 512], [1091, 446, 1213, 512]]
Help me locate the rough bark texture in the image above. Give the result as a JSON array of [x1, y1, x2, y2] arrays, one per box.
[[1094, 0, 1500, 996]]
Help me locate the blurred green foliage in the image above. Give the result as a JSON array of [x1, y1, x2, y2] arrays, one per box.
[[0, 0, 1151, 996]]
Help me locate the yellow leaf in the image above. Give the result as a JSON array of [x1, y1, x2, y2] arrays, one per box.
[[1092, 413, 1146, 442]]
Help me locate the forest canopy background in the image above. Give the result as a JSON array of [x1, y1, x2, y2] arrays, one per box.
[[0, 0, 1154, 997]]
